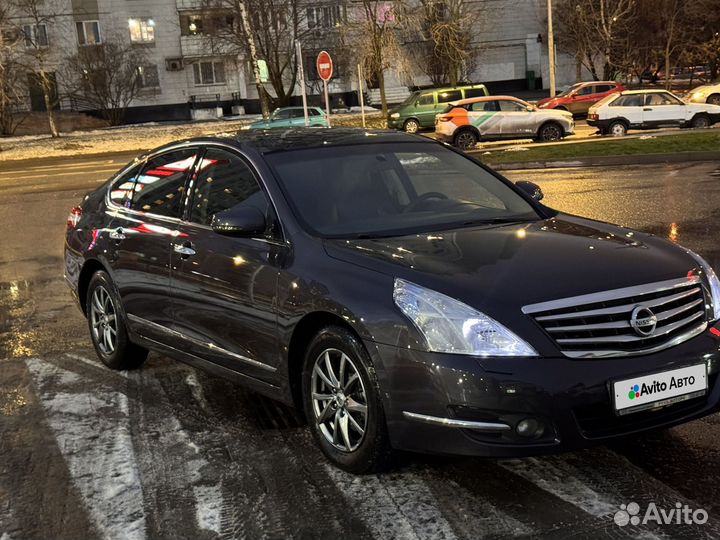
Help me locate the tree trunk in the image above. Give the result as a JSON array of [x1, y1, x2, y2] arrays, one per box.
[[378, 67, 387, 117], [41, 73, 59, 138], [237, 0, 270, 118]]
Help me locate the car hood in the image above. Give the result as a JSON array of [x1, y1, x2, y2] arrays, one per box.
[[323, 214, 697, 316], [536, 97, 559, 107]]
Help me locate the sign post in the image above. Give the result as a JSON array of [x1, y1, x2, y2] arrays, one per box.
[[316, 50, 333, 128], [357, 63, 366, 128], [296, 41, 309, 126]]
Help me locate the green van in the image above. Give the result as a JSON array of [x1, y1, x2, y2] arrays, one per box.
[[387, 84, 489, 132]]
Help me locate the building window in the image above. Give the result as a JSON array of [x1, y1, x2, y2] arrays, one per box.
[[137, 65, 160, 88], [76, 20, 101, 45], [307, 6, 343, 29], [23, 24, 48, 48], [193, 61, 226, 85], [180, 12, 234, 36], [129, 18, 155, 43]]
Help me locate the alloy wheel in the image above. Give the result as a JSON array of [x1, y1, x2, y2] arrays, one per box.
[[404, 120, 419, 133], [541, 124, 562, 141], [311, 348, 368, 452], [609, 122, 626, 137], [89, 285, 118, 355], [455, 131, 477, 150]]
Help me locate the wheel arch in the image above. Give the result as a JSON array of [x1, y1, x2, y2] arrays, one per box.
[[286, 311, 370, 410], [77, 258, 110, 315], [537, 119, 565, 138]]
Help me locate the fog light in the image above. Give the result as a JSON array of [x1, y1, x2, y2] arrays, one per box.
[[516, 418, 545, 439]]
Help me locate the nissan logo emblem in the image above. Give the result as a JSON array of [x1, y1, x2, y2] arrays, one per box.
[[630, 305, 657, 337]]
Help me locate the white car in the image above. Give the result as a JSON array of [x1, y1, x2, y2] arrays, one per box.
[[434, 95, 575, 149], [587, 89, 720, 136], [688, 84, 720, 106]]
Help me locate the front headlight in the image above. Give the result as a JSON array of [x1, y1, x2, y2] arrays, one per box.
[[691, 91, 705, 101], [685, 249, 720, 322], [393, 278, 537, 356], [390, 112, 400, 119]]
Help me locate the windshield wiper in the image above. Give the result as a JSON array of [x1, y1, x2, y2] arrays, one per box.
[[461, 217, 535, 226]]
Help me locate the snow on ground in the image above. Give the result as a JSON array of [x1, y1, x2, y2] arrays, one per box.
[[0, 109, 383, 162]]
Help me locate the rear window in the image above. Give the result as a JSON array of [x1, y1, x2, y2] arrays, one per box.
[[464, 87, 487, 98], [438, 90, 462, 103]]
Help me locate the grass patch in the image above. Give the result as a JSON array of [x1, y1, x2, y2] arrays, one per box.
[[478, 130, 720, 165], [330, 112, 387, 129]]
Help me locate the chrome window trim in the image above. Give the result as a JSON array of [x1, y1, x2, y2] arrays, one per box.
[[127, 314, 277, 372], [402, 412, 511, 432], [522, 276, 702, 315]]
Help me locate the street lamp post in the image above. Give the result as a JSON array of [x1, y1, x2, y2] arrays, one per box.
[[547, 0, 557, 97]]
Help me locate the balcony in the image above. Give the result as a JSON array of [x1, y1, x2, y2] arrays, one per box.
[[180, 34, 239, 58]]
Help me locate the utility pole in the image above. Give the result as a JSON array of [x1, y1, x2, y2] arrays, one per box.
[[547, 0, 556, 97], [237, 0, 270, 118], [296, 41, 309, 126]]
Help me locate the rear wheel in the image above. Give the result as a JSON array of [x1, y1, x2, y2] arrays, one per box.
[[403, 118, 420, 133], [690, 114, 710, 129], [86, 271, 148, 370], [606, 120, 628, 137], [537, 122, 563, 142], [708, 94, 720, 105], [302, 326, 391, 473], [453, 129, 479, 150]]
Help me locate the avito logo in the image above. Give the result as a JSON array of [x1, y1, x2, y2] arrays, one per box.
[[627, 375, 697, 401]]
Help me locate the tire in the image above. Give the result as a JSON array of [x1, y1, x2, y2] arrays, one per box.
[[537, 122, 563, 142], [707, 94, 720, 106], [403, 118, 420, 133], [453, 129, 479, 150], [690, 114, 710, 129], [86, 271, 148, 370], [606, 120, 628, 137], [302, 325, 391, 474]]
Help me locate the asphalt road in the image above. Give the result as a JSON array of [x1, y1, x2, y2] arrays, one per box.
[[2, 155, 720, 540]]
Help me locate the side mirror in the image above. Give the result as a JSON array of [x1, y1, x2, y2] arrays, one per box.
[[515, 181, 544, 202], [211, 206, 266, 237]]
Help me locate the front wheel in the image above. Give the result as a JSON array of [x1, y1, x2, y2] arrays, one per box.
[[86, 271, 148, 370], [707, 94, 720, 106], [403, 118, 420, 133], [302, 326, 391, 473], [537, 122, 563, 142]]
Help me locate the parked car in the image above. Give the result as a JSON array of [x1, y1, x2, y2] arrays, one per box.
[[587, 89, 720, 136], [435, 95, 574, 149], [65, 128, 720, 473], [536, 81, 625, 116], [688, 83, 720, 106], [387, 84, 488, 133], [244, 106, 328, 129]]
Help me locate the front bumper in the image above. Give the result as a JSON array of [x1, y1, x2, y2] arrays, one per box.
[[371, 325, 720, 457], [387, 117, 402, 130]]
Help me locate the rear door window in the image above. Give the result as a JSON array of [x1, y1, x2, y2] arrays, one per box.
[[471, 100, 499, 112], [130, 148, 199, 217], [464, 87, 486, 98]]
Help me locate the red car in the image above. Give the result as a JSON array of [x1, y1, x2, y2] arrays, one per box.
[[536, 81, 625, 116]]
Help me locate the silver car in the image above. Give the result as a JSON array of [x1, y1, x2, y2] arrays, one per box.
[[434, 96, 575, 150]]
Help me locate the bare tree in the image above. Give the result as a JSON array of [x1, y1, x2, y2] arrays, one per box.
[[555, 0, 636, 81], [11, 0, 62, 137], [400, 0, 484, 87], [344, 0, 407, 115], [0, 4, 28, 135], [62, 34, 148, 126]]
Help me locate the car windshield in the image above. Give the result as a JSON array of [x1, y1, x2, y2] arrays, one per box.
[[266, 142, 540, 238]]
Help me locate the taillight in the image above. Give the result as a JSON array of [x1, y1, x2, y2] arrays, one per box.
[[67, 206, 83, 229]]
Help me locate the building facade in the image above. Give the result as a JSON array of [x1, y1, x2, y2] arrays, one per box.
[[4, 0, 583, 123]]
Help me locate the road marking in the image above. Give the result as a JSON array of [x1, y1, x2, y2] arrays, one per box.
[[26, 358, 147, 540]]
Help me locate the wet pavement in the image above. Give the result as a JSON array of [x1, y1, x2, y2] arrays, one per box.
[[1, 157, 720, 539]]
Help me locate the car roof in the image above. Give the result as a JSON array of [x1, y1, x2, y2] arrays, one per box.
[[619, 89, 676, 95], [449, 95, 526, 106], [575, 81, 619, 85], [162, 128, 430, 155]]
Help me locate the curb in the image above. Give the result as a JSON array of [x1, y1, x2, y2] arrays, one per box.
[[486, 151, 720, 171]]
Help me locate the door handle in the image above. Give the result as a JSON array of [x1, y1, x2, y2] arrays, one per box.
[[109, 227, 126, 241], [173, 242, 196, 257], [643, 108, 653, 111]]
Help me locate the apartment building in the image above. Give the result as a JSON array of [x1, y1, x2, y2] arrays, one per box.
[[5, 0, 581, 123]]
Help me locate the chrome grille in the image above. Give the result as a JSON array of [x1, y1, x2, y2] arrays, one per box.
[[522, 277, 709, 358]]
